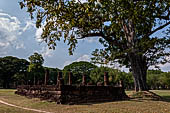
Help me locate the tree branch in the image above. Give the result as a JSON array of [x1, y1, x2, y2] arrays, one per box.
[[155, 12, 170, 20], [76, 32, 104, 39], [147, 21, 170, 37]]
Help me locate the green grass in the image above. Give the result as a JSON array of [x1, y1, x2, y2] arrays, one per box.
[[152, 90, 170, 100], [1, 89, 170, 113]]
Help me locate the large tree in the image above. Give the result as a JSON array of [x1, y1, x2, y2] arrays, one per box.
[[20, 0, 170, 91], [0, 56, 29, 88], [28, 52, 44, 85]]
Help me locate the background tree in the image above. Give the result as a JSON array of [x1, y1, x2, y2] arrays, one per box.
[[90, 66, 117, 85], [0, 56, 29, 88], [90, 66, 133, 88], [12, 59, 30, 86], [63, 61, 97, 84], [159, 72, 170, 89], [28, 52, 44, 85], [147, 70, 163, 89], [20, 0, 170, 91], [44, 67, 61, 85]]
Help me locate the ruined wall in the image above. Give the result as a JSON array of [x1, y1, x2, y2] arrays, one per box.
[[15, 85, 128, 104], [15, 71, 128, 104]]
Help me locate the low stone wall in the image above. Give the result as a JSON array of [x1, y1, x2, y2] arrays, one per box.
[[15, 85, 128, 104]]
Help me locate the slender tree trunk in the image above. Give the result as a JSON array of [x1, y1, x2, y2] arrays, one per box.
[[129, 53, 148, 91]]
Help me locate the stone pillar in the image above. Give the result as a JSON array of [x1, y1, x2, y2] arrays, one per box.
[[44, 69, 49, 85], [57, 72, 63, 81], [68, 72, 72, 85], [82, 74, 86, 85], [119, 80, 124, 88], [104, 72, 109, 86], [57, 72, 64, 89]]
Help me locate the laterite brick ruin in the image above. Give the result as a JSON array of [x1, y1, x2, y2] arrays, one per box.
[[15, 70, 128, 104]]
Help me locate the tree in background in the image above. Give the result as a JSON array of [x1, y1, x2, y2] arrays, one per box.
[[12, 59, 30, 86], [147, 70, 163, 89], [159, 72, 170, 89], [147, 70, 170, 90], [63, 61, 97, 84], [0, 56, 29, 88], [44, 67, 61, 85], [90, 66, 117, 85], [20, 0, 170, 91], [90, 66, 133, 88], [28, 52, 44, 85]]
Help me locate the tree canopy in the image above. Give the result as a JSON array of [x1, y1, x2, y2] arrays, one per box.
[[28, 52, 44, 85], [0, 56, 29, 88], [63, 61, 97, 84], [19, 0, 170, 91]]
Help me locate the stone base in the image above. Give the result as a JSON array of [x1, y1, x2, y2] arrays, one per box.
[[15, 85, 128, 104]]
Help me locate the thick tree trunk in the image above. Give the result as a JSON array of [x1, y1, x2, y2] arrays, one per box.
[[122, 19, 148, 91], [129, 53, 148, 92]]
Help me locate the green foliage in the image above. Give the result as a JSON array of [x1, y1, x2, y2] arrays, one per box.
[[44, 67, 61, 85], [90, 66, 133, 88], [28, 52, 44, 85], [19, 0, 170, 65], [28, 52, 44, 72], [90, 66, 116, 84], [0, 56, 29, 88], [63, 61, 97, 84], [147, 70, 170, 89], [19, 0, 170, 90]]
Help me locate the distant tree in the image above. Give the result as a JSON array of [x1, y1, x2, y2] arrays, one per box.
[[0, 56, 29, 88], [28, 52, 44, 85], [147, 73, 160, 90], [90, 66, 133, 88], [44, 67, 61, 85], [159, 72, 170, 89], [147, 70, 170, 89], [90, 66, 116, 84], [63, 61, 97, 84]]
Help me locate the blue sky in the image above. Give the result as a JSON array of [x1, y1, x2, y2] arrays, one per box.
[[0, 0, 169, 72], [0, 0, 103, 69]]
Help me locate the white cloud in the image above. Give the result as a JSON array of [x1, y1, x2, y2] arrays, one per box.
[[0, 12, 26, 55], [35, 27, 43, 42], [63, 60, 73, 68], [76, 54, 90, 62], [23, 20, 35, 32], [159, 63, 170, 72], [63, 54, 90, 68], [40, 46, 54, 58], [15, 43, 25, 50]]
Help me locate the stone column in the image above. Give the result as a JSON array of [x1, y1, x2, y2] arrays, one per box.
[[104, 72, 109, 86], [82, 74, 86, 85], [68, 72, 72, 85], [57, 72, 64, 89], [44, 69, 49, 85], [57, 72, 63, 80], [119, 80, 124, 88]]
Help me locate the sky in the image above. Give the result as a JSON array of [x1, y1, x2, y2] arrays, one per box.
[[0, 0, 169, 72]]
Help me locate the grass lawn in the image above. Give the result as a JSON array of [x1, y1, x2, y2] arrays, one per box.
[[0, 89, 170, 113]]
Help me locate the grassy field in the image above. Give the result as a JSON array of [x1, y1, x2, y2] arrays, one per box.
[[0, 89, 170, 113]]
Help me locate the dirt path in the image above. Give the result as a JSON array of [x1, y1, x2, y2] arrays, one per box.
[[0, 100, 53, 113]]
